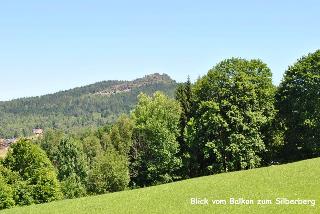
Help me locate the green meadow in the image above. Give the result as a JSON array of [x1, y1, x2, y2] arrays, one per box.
[[1, 158, 319, 214]]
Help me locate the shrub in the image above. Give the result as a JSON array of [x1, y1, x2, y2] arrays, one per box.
[[88, 149, 129, 194], [61, 173, 87, 199], [0, 176, 15, 210]]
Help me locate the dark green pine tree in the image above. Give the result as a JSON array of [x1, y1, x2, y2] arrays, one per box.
[[175, 76, 194, 178]]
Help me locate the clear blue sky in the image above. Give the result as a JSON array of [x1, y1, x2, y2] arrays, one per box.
[[0, 0, 319, 101]]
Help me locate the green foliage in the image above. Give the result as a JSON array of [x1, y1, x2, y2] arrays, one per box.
[[35, 129, 64, 168], [88, 149, 130, 194], [260, 115, 285, 164], [175, 77, 194, 178], [12, 181, 34, 206], [30, 168, 63, 204], [35, 120, 133, 199], [60, 173, 87, 199], [82, 135, 102, 168], [2, 139, 62, 205], [56, 137, 88, 182], [36, 130, 88, 199], [188, 58, 276, 175], [0, 176, 15, 210], [0, 164, 33, 206], [84, 115, 133, 195], [0, 164, 21, 185], [2, 57, 320, 211], [110, 115, 134, 155], [3, 139, 54, 180], [130, 92, 182, 187], [109, 126, 121, 151], [276, 50, 320, 160], [100, 132, 113, 151], [0, 74, 177, 138]]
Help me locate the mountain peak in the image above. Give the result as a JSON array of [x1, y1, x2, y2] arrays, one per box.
[[138, 73, 174, 83], [94, 73, 175, 96]]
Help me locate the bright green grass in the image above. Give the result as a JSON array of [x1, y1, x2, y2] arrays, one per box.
[[1, 158, 319, 214]]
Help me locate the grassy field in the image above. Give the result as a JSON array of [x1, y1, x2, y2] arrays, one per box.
[[1, 158, 319, 214]]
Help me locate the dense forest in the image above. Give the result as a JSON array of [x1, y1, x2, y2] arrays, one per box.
[[0, 73, 177, 138], [1, 50, 320, 210]]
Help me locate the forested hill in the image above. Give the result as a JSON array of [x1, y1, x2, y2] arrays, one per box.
[[0, 73, 177, 138]]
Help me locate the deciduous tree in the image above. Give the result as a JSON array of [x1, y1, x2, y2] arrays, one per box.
[[130, 92, 182, 186], [276, 50, 320, 160], [188, 58, 275, 175]]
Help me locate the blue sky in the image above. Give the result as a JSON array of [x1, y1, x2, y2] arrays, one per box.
[[0, 0, 319, 101]]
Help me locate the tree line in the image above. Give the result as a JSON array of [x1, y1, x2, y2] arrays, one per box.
[[0, 50, 319, 210], [0, 74, 176, 138]]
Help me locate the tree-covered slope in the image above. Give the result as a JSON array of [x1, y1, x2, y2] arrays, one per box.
[[1, 158, 319, 214], [0, 73, 177, 138]]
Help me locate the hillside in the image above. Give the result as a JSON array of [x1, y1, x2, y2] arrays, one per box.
[[0, 73, 177, 138], [1, 158, 319, 214]]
